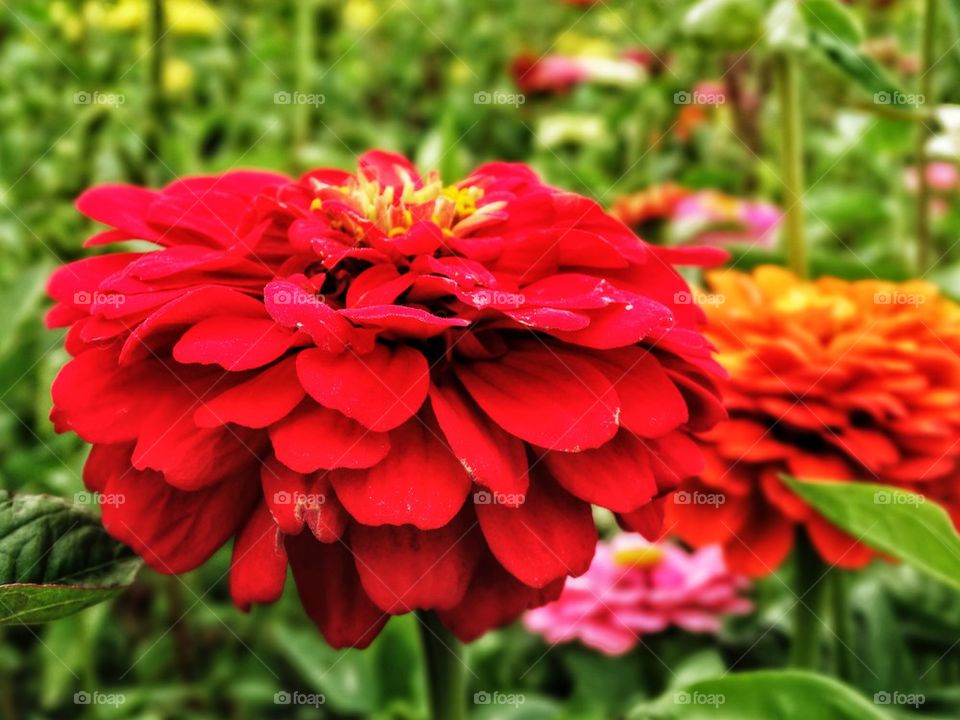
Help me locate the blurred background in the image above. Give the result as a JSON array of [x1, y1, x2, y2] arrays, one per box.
[[2, 0, 960, 717]]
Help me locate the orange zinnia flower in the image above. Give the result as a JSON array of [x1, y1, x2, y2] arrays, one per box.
[[668, 266, 960, 576]]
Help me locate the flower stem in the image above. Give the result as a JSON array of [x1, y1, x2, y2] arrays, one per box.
[[774, 51, 807, 278], [146, 0, 169, 177], [915, 0, 937, 273], [417, 611, 467, 720], [790, 529, 825, 670], [829, 568, 854, 681], [293, 0, 316, 165]]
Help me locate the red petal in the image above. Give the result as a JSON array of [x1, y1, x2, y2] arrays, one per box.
[[618, 496, 668, 540], [553, 299, 674, 349], [358, 149, 422, 190], [195, 357, 304, 428], [330, 418, 471, 529], [230, 502, 287, 610], [297, 344, 429, 432], [286, 531, 388, 649], [437, 550, 564, 642], [76, 185, 164, 242], [429, 382, 529, 500], [350, 511, 481, 613], [339, 305, 469, 338], [102, 463, 259, 574], [173, 315, 297, 371], [590, 348, 689, 437], [261, 457, 349, 542], [264, 279, 363, 352], [806, 515, 875, 569], [542, 431, 658, 512], [475, 472, 596, 587], [455, 345, 619, 452], [269, 401, 390, 473]]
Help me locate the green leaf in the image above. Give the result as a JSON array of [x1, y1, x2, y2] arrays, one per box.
[[783, 477, 960, 591], [271, 621, 380, 714], [627, 670, 892, 719], [808, 31, 911, 107], [801, 0, 862, 44], [0, 491, 141, 625]]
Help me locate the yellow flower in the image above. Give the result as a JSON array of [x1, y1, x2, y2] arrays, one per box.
[[163, 57, 195, 94], [92, 0, 220, 36]]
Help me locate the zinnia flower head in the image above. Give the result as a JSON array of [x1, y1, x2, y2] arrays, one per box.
[[523, 534, 752, 655], [668, 266, 960, 576], [671, 190, 782, 248], [611, 183, 692, 229], [511, 53, 644, 94], [48, 150, 725, 648]]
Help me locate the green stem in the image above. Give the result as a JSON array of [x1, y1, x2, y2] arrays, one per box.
[[775, 51, 807, 278], [915, 0, 937, 273], [829, 569, 853, 681], [145, 0, 169, 180], [293, 0, 316, 165], [790, 530, 826, 670], [417, 612, 467, 720]]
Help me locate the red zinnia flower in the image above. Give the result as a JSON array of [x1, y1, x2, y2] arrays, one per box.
[[48, 150, 725, 647], [668, 267, 960, 576]]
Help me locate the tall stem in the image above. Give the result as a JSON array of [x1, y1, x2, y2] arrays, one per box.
[[417, 611, 467, 720], [829, 569, 853, 681], [293, 0, 315, 165], [915, 0, 937, 273], [145, 0, 169, 178], [775, 51, 807, 278], [790, 530, 825, 670]]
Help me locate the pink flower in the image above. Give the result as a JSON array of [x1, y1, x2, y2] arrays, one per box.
[[672, 190, 782, 247], [523, 534, 752, 655], [511, 53, 644, 94], [904, 162, 960, 193]]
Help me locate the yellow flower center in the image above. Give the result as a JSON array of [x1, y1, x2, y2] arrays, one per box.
[[612, 545, 665, 568]]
